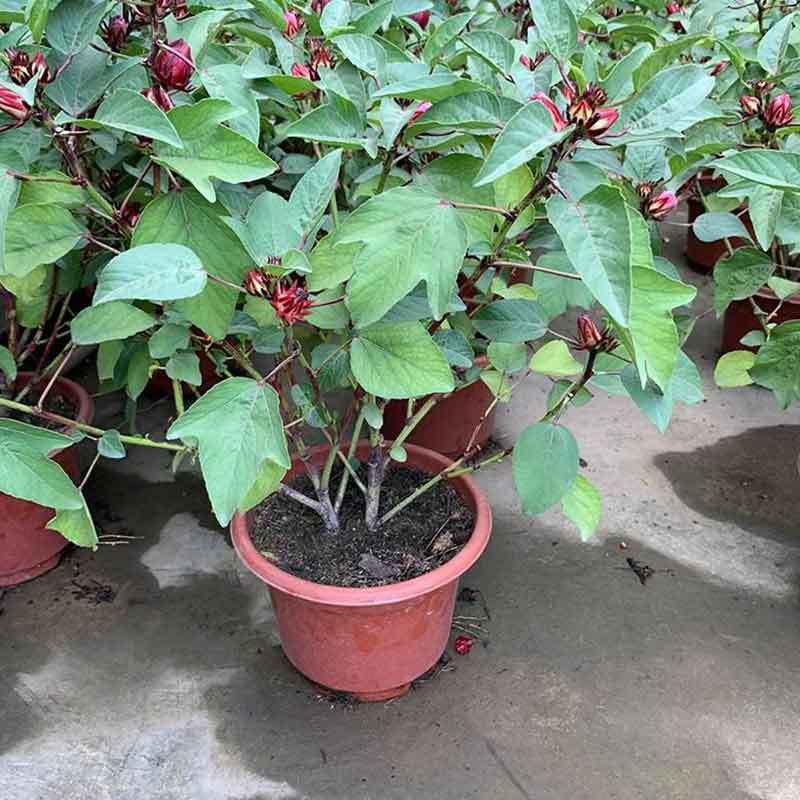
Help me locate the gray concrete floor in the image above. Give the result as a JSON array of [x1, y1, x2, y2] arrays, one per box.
[[2, 227, 800, 800]]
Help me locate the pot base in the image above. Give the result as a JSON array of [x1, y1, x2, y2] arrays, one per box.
[[353, 683, 410, 702], [0, 551, 62, 588]]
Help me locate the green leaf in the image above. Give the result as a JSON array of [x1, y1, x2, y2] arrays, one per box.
[[94, 89, 183, 148], [166, 350, 202, 386], [284, 105, 373, 155], [692, 212, 752, 243], [757, 12, 795, 74], [619, 65, 714, 134], [46, 0, 108, 55], [134, 190, 252, 340], [350, 321, 454, 399], [353, 0, 393, 35], [167, 377, 290, 525], [97, 340, 123, 381], [154, 99, 277, 203], [714, 350, 755, 388], [461, 31, 515, 76], [433, 329, 473, 368], [46, 497, 97, 548], [422, 12, 474, 63], [713, 150, 800, 192], [473, 298, 548, 343], [336, 186, 467, 327], [201, 63, 260, 144], [474, 102, 571, 187], [513, 422, 579, 514], [321, 0, 351, 34], [98, 430, 126, 459], [487, 341, 527, 373], [289, 149, 342, 241], [371, 74, 486, 103], [561, 474, 601, 541], [0, 419, 74, 455], [620, 366, 672, 432], [0, 170, 17, 276], [4, 204, 85, 277], [18, 170, 86, 208], [547, 185, 633, 326], [94, 244, 207, 305], [240, 459, 287, 513], [749, 321, 800, 408], [125, 344, 151, 400], [713, 248, 774, 316], [334, 33, 386, 78], [25, 0, 48, 42], [749, 186, 782, 251], [529, 0, 577, 61], [0, 428, 82, 510], [530, 340, 582, 376], [149, 323, 191, 359], [410, 91, 521, 134], [632, 35, 709, 90], [71, 302, 156, 345], [767, 276, 800, 300], [0, 344, 16, 382], [224, 192, 301, 264]]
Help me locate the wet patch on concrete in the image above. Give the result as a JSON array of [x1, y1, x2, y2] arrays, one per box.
[[655, 425, 800, 541]]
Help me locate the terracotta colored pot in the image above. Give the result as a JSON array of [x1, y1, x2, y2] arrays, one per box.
[[382, 356, 495, 458], [231, 442, 492, 702], [721, 288, 800, 354], [0, 373, 94, 587]]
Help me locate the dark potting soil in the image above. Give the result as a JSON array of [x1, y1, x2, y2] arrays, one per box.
[[250, 466, 475, 588], [7, 390, 78, 431]]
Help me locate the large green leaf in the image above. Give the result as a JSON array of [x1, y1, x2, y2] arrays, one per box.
[[371, 74, 486, 103], [224, 192, 301, 264], [692, 212, 752, 243], [422, 11, 475, 63], [93, 89, 183, 148], [461, 31, 515, 76], [47, 497, 97, 548], [94, 244, 207, 305], [288, 149, 342, 242], [201, 63, 260, 144], [474, 102, 571, 187], [0, 169, 17, 276], [26, 0, 49, 42], [473, 299, 549, 343], [619, 65, 714, 133], [529, 0, 577, 61], [133, 190, 252, 340], [0, 419, 74, 455], [547, 185, 633, 326], [757, 12, 795, 74], [334, 33, 386, 78], [71, 301, 156, 345], [750, 321, 800, 408], [714, 350, 755, 388], [749, 186, 782, 250], [713, 248, 774, 316], [336, 186, 468, 327], [561, 474, 601, 541], [46, 0, 107, 55], [154, 99, 277, 202], [530, 340, 582, 376], [4, 204, 84, 277], [350, 321, 454, 399], [513, 422, 579, 514], [713, 150, 800, 192], [167, 377, 290, 525], [284, 105, 373, 155], [410, 91, 522, 134]]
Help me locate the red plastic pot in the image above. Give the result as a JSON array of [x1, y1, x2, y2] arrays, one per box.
[[382, 356, 495, 458], [0, 373, 94, 587], [721, 288, 800, 354], [231, 442, 492, 702]]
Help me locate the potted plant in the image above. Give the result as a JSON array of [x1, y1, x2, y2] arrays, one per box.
[[0, 0, 713, 697]]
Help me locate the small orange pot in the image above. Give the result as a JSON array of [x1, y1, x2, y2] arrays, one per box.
[[231, 442, 492, 701], [0, 373, 94, 586]]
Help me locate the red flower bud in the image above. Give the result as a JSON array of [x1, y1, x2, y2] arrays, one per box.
[[0, 87, 30, 122], [739, 94, 760, 117], [30, 52, 52, 84], [519, 54, 533, 69], [752, 80, 774, 96], [117, 203, 141, 230], [309, 40, 335, 71], [600, 5, 618, 18], [636, 181, 655, 199], [709, 60, 728, 77], [531, 91, 568, 131], [409, 101, 432, 124], [141, 85, 174, 113], [291, 62, 313, 80], [283, 10, 304, 38], [584, 106, 618, 139], [454, 635, 473, 655], [665, 1, 680, 12], [764, 93, 793, 129], [646, 190, 678, 220], [244, 269, 271, 298], [577, 315, 603, 350], [4, 49, 31, 85], [153, 39, 193, 91], [271, 280, 314, 325], [311, 0, 329, 13], [101, 15, 129, 52], [410, 10, 431, 28]]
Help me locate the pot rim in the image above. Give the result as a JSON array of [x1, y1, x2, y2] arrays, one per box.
[[15, 371, 95, 426], [231, 442, 493, 607]]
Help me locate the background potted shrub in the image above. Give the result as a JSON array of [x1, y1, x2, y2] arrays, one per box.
[[0, 0, 725, 695]]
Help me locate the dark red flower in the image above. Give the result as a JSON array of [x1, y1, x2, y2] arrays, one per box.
[[244, 269, 271, 298], [310, 41, 335, 71], [284, 10, 304, 38], [577, 315, 603, 350], [763, 93, 793, 129], [739, 94, 761, 117], [4, 49, 31, 85], [0, 87, 30, 121], [410, 9, 430, 28], [709, 61, 728, 77], [531, 92, 567, 131], [600, 5, 618, 18], [636, 181, 655, 199], [141, 85, 174, 112], [153, 39, 193, 91], [752, 80, 774, 96], [30, 52, 52, 84], [101, 15, 129, 52], [117, 203, 141, 230], [665, 1, 680, 12], [520, 52, 546, 71], [270, 280, 313, 325], [646, 190, 678, 220], [291, 62, 314, 80], [311, 0, 329, 13], [454, 635, 473, 655], [584, 106, 618, 140], [409, 101, 432, 124]]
